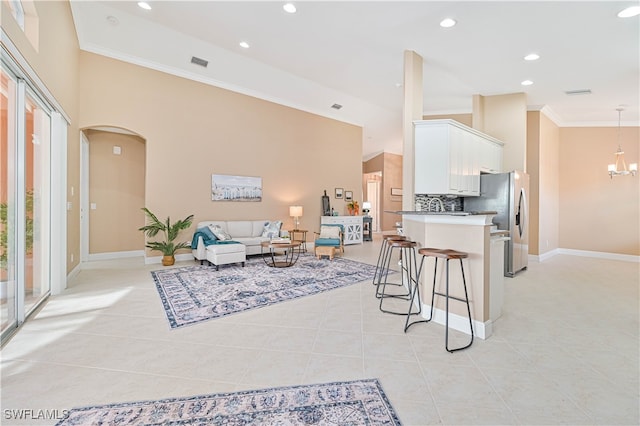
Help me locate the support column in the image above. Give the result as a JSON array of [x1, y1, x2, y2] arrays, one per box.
[[402, 50, 423, 211]]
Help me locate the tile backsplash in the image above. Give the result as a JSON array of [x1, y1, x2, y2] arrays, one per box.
[[414, 194, 463, 212]]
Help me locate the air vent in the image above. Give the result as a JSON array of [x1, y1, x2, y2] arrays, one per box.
[[190, 56, 209, 68], [565, 89, 592, 96], [331, 103, 343, 110]]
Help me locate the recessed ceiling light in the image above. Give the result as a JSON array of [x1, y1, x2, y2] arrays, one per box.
[[521, 80, 534, 86], [283, 3, 297, 14], [137, 1, 151, 10], [524, 53, 540, 61], [440, 18, 457, 28], [618, 6, 640, 18], [239, 41, 250, 49]]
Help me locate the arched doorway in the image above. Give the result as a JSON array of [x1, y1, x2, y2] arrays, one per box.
[[80, 127, 146, 262]]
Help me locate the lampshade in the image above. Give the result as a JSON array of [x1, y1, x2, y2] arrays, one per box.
[[362, 202, 372, 210], [289, 205, 303, 217]]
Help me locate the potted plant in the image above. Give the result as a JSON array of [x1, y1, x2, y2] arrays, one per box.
[[346, 201, 360, 216], [139, 207, 194, 266]]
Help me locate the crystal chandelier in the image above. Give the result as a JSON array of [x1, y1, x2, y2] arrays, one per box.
[[608, 108, 637, 178]]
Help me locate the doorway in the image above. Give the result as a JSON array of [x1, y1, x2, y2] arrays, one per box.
[[80, 128, 146, 262], [365, 172, 382, 232]]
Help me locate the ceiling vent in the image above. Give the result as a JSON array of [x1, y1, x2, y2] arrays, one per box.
[[331, 103, 343, 110], [565, 89, 592, 96], [190, 56, 209, 68]]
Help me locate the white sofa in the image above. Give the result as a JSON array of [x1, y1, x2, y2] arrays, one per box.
[[192, 220, 285, 264]]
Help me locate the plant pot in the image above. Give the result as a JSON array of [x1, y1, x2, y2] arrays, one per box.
[[162, 255, 175, 266]]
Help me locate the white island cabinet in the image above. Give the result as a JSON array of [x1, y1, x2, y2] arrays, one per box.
[[321, 216, 363, 245], [414, 119, 504, 196]]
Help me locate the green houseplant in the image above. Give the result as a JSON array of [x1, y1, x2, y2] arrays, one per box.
[[139, 207, 194, 266]]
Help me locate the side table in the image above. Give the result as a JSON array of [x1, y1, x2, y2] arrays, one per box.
[[287, 229, 308, 252], [363, 216, 373, 241]]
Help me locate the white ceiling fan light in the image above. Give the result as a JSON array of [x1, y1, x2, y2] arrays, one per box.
[[521, 80, 534, 86], [617, 6, 640, 18], [283, 3, 297, 14], [524, 53, 540, 61], [137, 2, 151, 11], [239, 41, 250, 49]]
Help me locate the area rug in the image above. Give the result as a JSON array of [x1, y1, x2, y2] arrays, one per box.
[[152, 254, 379, 328], [56, 379, 402, 425]]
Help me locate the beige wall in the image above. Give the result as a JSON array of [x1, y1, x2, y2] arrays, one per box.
[[363, 152, 402, 232], [85, 130, 146, 254], [527, 111, 561, 256], [2, 0, 80, 273], [423, 113, 473, 128], [559, 126, 639, 255], [78, 52, 363, 255], [473, 93, 527, 172], [538, 113, 560, 255]]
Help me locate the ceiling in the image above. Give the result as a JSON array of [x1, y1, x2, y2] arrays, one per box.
[[70, 1, 640, 159]]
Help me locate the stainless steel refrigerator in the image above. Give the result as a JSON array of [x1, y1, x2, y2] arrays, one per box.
[[465, 171, 529, 277]]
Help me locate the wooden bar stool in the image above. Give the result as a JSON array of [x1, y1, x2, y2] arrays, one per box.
[[378, 239, 421, 318], [406, 248, 474, 352], [372, 235, 406, 295]]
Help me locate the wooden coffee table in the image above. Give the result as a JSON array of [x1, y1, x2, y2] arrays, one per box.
[[260, 240, 302, 268]]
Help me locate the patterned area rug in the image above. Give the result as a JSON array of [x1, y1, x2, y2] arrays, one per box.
[[152, 254, 378, 328], [56, 379, 402, 425]]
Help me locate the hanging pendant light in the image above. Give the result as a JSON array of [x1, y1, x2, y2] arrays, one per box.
[[608, 108, 637, 178]]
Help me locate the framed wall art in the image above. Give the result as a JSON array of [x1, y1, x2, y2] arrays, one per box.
[[335, 188, 344, 199], [344, 190, 353, 201], [211, 174, 262, 201]]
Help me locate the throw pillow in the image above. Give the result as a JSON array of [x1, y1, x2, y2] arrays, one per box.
[[261, 220, 282, 238], [319, 225, 341, 239], [208, 224, 232, 241]]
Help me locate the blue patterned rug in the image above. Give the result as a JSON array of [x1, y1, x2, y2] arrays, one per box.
[[56, 379, 402, 425], [152, 254, 378, 328]]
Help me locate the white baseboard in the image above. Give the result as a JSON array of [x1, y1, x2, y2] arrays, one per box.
[[418, 303, 492, 339], [144, 253, 194, 265], [88, 250, 145, 262], [557, 248, 639, 263], [67, 263, 81, 281], [532, 248, 638, 263], [529, 249, 560, 263]]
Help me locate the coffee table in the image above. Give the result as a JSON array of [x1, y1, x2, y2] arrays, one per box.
[[260, 240, 302, 268]]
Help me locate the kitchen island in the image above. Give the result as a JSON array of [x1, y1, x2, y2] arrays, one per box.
[[390, 211, 503, 339]]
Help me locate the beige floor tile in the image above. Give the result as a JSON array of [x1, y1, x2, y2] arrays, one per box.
[[237, 349, 311, 387], [1, 237, 638, 425], [312, 329, 363, 357], [302, 353, 365, 383]]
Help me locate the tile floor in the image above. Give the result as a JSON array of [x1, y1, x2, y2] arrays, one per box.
[[1, 235, 638, 425]]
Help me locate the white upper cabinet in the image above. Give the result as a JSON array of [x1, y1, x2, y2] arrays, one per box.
[[414, 120, 504, 196]]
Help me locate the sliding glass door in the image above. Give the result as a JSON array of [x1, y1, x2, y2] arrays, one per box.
[[1, 67, 18, 336], [1, 58, 52, 342]]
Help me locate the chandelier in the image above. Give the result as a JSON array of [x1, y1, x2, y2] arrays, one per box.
[[608, 108, 637, 178]]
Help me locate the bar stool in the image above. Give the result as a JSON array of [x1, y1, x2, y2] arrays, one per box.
[[372, 235, 406, 294], [377, 239, 421, 319], [406, 248, 474, 353]]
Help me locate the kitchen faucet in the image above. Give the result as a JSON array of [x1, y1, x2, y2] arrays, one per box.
[[427, 197, 445, 212]]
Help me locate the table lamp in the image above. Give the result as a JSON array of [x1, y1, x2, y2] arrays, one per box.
[[362, 201, 371, 216], [289, 205, 303, 230]]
